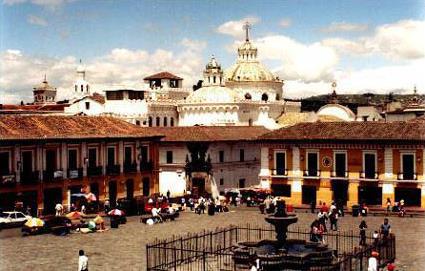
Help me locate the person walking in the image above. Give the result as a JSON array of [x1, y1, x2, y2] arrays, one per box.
[[317, 210, 328, 233], [385, 198, 392, 215], [166, 190, 171, 200], [78, 250, 89, 271], [329, 209, 338, 231], [380, 218, 391, 243], [359, 220, 368, 246]]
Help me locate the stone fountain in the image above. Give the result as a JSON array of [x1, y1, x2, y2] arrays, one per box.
[[233, 200, 334, 270]]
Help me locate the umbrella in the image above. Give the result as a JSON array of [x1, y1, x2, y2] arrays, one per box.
[[108, 209, 124, 216], [85, 193, 97, 202], [24, 217, 44, 228], [66, 211, 83, 220], [88, 221, 96, 231], [93, 215, 104, 224]]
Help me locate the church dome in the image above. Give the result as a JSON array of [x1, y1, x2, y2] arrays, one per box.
[[185, 86, 238, 104], [225, 61, 278, 82]]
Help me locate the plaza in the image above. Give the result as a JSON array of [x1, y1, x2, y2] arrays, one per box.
[[0, 207, 424, 271]]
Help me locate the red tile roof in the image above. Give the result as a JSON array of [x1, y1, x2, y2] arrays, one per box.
[[0, 103, 69, 112], [0, 115, 163, 141], [259, 121, 425, 142], [143, 71, 183, 80], [145, 126, 270, 142], [74, 93, 105, 104]]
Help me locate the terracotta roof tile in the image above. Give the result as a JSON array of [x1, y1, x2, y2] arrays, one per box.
[[0, 115, 163, 141], [259, 121, 425, 142], [143, 71, 183, 80], [145, 126, 270, 142]]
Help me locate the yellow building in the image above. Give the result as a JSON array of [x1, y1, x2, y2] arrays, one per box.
[[258, 121, 425, 209]]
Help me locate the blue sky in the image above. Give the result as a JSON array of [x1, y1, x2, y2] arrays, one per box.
[[1, 0, 424, 102]]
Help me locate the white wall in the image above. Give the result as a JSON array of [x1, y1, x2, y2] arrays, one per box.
[[159, 171, 186, 197], [65, 98, 104, 116]]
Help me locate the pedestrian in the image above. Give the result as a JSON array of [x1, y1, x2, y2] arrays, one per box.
[[329, 209, 338, 231], [166, 190, 171, 200], [385, 198, 392, 214], [337, 200, 344, 217], [317, 210, 328, 233], [320, 202, 329, 213], [78, 250, 89, 271], [367, 251, 378, 271], [55, 202, 63, 216], [359, 220, 368, 246], [81, 204, 86, 214], [379, 218, 391, 243], [372, 230, 379, 246]]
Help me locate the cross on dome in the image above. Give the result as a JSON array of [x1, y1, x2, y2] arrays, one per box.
[[243, 21, 251, 41]]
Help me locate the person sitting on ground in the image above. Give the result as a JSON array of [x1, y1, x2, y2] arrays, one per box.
[[151, 207, 163, 223]]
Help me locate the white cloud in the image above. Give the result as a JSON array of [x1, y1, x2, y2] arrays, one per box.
[[279, 19, 292, 28], [0, 39, 206, 103], [321, 22, 368, 33], [3, 0, 75, 9], [216, 16, 260, 39], [255, 35, 339, 83], [27, 14, 48, 26], [322, 20, 425, 60]]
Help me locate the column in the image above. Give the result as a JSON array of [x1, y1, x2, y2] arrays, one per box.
[[258, 147, 270, 189], [100, 142, 106, 175], [14, 145, 21, 183], [384, 147, 393, 180], [61, 143, 67, 179], [81, 142, 87, 177], [421, 185, 425, 209], [36, 144, 43, 181], [292, 147, 301, 177], [382, 183, 395, 207], [347, 181, 359, 208], [136, 140, 141, 171], [290, 180, 302, 205], [118, 140, 124, 174]]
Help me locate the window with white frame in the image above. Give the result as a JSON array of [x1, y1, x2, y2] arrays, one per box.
[[363, 152, 377, 179], [334, 151, 347, 177], [306, 151, 319, 176], [274, 150, 286, 175], [401, 152, 415, 180]]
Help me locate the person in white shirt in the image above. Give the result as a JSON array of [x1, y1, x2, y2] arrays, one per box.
[[151, 207, 162, 223], [55, 203, 63, 216], [78, 250, 88, 271], [368, 251, 378, 271]]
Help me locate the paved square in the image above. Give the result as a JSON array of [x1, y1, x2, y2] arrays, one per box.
[[0, 208, 424, 271]]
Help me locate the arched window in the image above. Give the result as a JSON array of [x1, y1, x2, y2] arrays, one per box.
[[213, 76, 216, 83], [86, 85, 89, 92], [81, 85, 84, 92], [170, 117, 174, 127], [248, 119, 253, 126], [75, 85, 77, 92], [245, 93, 252, 100], [148, 116, 152, 127], [261, 93, 268, 102], [163, 117, 167, 127], [156, 117, 160, 127]]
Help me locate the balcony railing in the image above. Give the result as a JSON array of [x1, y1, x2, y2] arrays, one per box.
[[271, 168, 288, 176], [359, 171, 379, 180], [140, 161, 153, 171], [42, 169, 64, 182], [106, 164, 121, 175], [87, 166, 103, 177], [331, 170, 349, 178], [1, 172, 16, 187], [67, 168, 83, 179], [20, 170, 40, 185], [397, 172, 417, 181], [124, 162, 137, 173], [303, 169, 321, 178]]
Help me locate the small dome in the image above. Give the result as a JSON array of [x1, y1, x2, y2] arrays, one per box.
[[206, 56, 220, 69], [33, 77, 56, 92], [185, 86, 238, 103]]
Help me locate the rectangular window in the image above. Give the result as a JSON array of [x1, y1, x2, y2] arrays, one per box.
[[140, 146, 149, 162], [85, 102, 90, 110], [0, 152, 10, 175], [124, 146, 132, 165], [275, 152, 286, 175], [45, 149, 57, 171], [106, 91, 123, 100], [239, 149, 245, 162], [107, 147, 115, 166], [402, 154, 415, 180], [219, 178, 224, 185], [307, 152, 318, 176], [166, 151, 173, 164], [68, 149, 78, 170], [334, 152, 346, 177], [88, 148, 97, 168], [363, 153, 376, 179], [239, 178, 245, 188], [21, 151, 33, 173], [219, 151, 224, 163]]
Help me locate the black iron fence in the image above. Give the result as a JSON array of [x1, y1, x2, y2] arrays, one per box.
[[146, 224, 395, 271]]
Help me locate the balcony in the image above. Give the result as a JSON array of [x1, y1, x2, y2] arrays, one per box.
[[397, 172, 417, 181], [42, 170, 64, 182], [303, 169, 321, 178], [67, 168, 83, 179], [87, 166, 103, 177], [359, 171, 379, 180], [106, 164, 121, 175], [20, 170, 40, 185], [140, 161, 153, 171], [271, 168, 288, 177], [1, 172, 16, 187], [331, 171, 349, 178], [124, 162, 137, 173]]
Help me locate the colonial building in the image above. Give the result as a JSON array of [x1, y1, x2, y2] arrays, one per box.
[[149, 126, 270, 197], [0, 115, 163, 215], [258, 121, 425, 208]]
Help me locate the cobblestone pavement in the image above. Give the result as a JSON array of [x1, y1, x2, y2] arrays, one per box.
[[0, 207, 424, 271]]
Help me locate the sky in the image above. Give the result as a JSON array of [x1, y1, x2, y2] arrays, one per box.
[[1, 0, 424, 103]]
